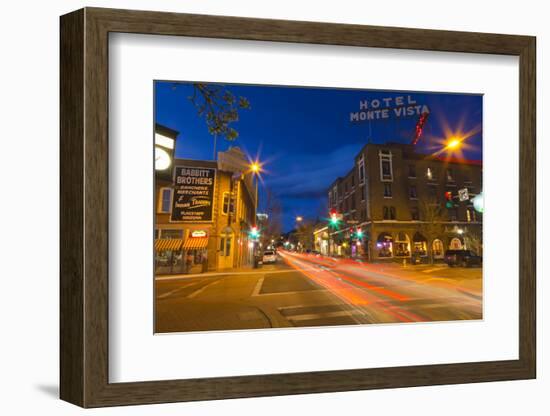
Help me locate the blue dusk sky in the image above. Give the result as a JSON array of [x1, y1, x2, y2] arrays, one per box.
[[155, 81, 482, 232]]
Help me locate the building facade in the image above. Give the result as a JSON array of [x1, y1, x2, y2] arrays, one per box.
[[327, 142, 482, 262], [155, 145, 257, 275]]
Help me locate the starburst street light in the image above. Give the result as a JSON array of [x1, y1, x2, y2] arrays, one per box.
[[248, 159, 264, 218], [250, 162, 261, 174], [446, 137, 462, 150]]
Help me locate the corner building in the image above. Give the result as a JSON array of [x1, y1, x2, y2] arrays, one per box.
[[327, 142, 482, 262], [155, 147, 257, 274]]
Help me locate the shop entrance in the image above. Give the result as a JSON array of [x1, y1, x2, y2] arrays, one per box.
[[218, 230, 234, 270]]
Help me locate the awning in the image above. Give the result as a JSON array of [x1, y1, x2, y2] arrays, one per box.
[[155, 239, 183, 252], [182, 237, 209, 250]]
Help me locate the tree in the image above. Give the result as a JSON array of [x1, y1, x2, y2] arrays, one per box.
[[295, 220, 315, 251], [464, 227, 483, 256], [262, 189, 283, 246], [187, 83, 250, 141], [418, 198, 446, 264]]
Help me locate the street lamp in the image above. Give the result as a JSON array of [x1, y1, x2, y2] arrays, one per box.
[[446, 137, 462, 150], [472, 192, 484, 213], [249, 160, 263, 217], [250, 161, 261, 174], [296, 216, 303, 223]]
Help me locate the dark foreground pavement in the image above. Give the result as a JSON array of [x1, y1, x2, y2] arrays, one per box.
[[155, 251, 482, 333]]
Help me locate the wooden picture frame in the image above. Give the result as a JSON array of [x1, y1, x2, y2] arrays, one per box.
[[60, 7, 536, 408]]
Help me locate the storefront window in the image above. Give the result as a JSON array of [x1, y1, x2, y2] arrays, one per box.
[[160, 229, 183, 239], [413, 241, 427, 256], [394, 232, 410, 257], [412, 232, 428, 256], [450, 237, 463, 250], [155, 229, 184, 275], [376, 233, 393, 257], [433, 239, 444, 258]]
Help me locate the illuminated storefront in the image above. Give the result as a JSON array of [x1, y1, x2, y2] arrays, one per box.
[[154, 130, 257, 275]]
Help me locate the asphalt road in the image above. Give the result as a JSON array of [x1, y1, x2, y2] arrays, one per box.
[[155, 251, 482, 333]]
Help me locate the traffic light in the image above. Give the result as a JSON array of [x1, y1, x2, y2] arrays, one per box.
[[445, 191, 454, 208], [356, 227, 364, 238], [249, 226, 260, 239], [329, 209, 339, 226]]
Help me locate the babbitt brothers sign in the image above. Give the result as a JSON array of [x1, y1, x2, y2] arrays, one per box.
[[171, 166, 217, 222]]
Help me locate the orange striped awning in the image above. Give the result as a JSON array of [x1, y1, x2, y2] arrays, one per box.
[[182, 237, 209, 250], [155, 239, 183, 252]]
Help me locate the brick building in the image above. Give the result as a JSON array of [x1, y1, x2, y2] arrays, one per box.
[[155, 146, 257, 274], [327, 142, 482, 262]]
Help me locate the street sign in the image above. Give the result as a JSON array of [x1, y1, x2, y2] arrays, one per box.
[[458, 188, 469, 202], [347, 220, 359, 224]]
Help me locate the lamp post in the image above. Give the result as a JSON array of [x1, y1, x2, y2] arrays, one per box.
[[249, 161, 262, 216]]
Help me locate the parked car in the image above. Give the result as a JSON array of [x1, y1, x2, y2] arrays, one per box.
[[444, 249, 482, 267], [262, 250, 277, 264]]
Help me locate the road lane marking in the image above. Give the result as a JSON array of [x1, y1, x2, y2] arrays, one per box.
[[251, 276, 264, 297], [156, 282, 200, 299], [187, 280, 221, 299], [253, 289, 327, 297], [156, 267, 318, 281], [456, 288, 483, 300], [288, 310, 364, 322], [422, 267, 448, 273]]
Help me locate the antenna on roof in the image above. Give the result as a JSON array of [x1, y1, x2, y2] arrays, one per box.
[[367, 119, 373, 143]]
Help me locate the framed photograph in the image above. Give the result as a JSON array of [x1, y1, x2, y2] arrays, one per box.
[[60, 7, 536, 408]]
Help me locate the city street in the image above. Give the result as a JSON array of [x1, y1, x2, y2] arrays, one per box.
[[155, 251, 482, 333]]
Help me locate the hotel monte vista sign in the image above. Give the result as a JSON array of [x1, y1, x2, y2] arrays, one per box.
[[171, 166, 217, 223], [349, 95, 430, 122]]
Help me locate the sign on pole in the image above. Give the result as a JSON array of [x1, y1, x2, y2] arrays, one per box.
[[171, 166, 216, 222], [458, 188, 469, 202]]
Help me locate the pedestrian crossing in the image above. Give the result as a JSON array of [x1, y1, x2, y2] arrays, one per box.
[[277, 303, 368, 326]]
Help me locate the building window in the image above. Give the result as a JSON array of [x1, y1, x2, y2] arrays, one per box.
[[160, 229, 183, 239], [379, 150, 393, 181], [409, 185, 417, 199], [361, 186, 365, 201], [427, 185, 438, 200], [383, 206, 396, 220], [222, 192, 230, 215], [408, 165, 416, 178], [426, 167, 436, 181], [377, 233, 393, 258], [433, 239, 444, 259], [449, 208, 459, 221], [446, 168, 454, 182], [383, 183, 392, 198], [450, 237, 463, 250], [351, 174, 355, 187], [411, 207, 420, 221], [158, 188, 172, 213], [358, 157, 365, 183], [466, 207, 477, 222]]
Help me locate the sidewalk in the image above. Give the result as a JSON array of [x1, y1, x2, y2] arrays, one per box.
[[156, 264, 273, 280]]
